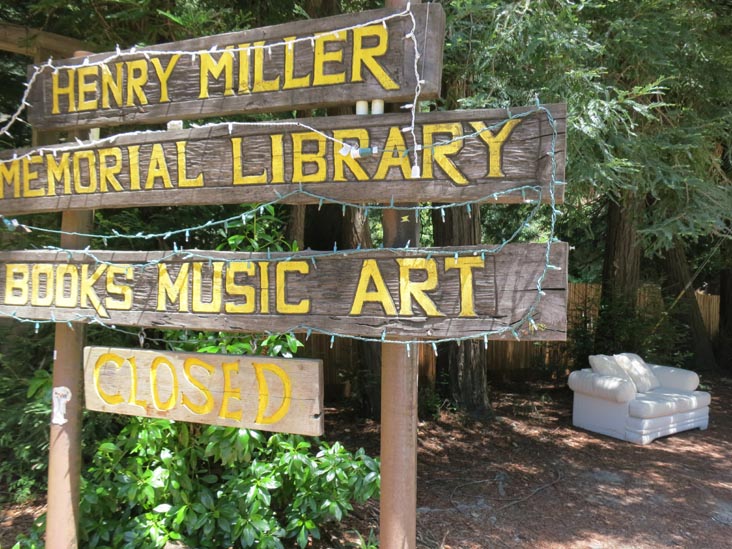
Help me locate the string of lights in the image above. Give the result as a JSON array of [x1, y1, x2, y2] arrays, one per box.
[[0, 103, 562, 348], [0, 0, 563, 351], [0, 3, 420, 140]]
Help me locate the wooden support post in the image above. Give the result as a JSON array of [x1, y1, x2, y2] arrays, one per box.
[[380, 2, 420, 546], [44, 51, 93, 549], [45, 210, 91, 549], [380, 210, 420, 549]]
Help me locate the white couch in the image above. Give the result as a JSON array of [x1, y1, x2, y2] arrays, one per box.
[[568, 353, 710, 444]]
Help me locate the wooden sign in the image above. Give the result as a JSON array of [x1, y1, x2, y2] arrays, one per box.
[[84, 346, 323, 435], [0, 243, 567, 340], [0, 105, 565, 215], [26, 4, 444, 130]]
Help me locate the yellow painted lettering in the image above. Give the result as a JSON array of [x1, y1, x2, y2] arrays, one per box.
[[151, 356, 177, 411], [422, 123, 468, 184], [72, 150, 97, 194], [276, 261, 310, 314], [231, 137, 267, 185], [30, 264, 54, 307], [199, 48, 235, 99], [238, 43, 251, 94], [283, 36, 311, 90], [126, 356, 148, 409], [55, 264, 79, 308], [51, 68, 75, 114], [105, 265, 133, 310], [150, 54, 180, 103], [76, 65, 98, 111], [5, 264, 29, 305], [225, 261, 256, 313], [469, 119, 521, 177], [252, 41, 280, 92], [182, 357, 215, 415], [98, 148, 123, 192], [253, 362, 291, 425], [292, 131, 326, 182], [0, 159, 20, 199], [192, 262, 223, 313], [332, 129, 370, 181], [101, 63, 124, 109], [397, 258, 443, 317], [93, 353, 125, 405], [125, 59, 149, 106], [219, 361, 243, 421], [373, 126, 411, 180], [46, 152, 71, 196], [157, 263, 189, 311], [128, 145, 141, 190], [145, 144, 173, 189], [22, 155, 44, 198], [445, 256, 484, 317], [313, 31, 345, 86], [270, 135, 285, 183], [259, 261, 270, 313], [351, 25, 399, 90], [80, 264, 108, 317], [176, 141, 203, 187], [349, 259, 396, 315]]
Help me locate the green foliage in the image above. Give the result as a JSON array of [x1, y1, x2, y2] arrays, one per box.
[[443, 0, 732, 258], [14, 421, 379, 549], [0, 345, 53, 503]]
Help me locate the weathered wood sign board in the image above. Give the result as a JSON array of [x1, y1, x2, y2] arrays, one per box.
[[0, 243, 567, 340], [0, 105, 565, 215], [27, 4, 445, 131], [84, 346, 323, 435]]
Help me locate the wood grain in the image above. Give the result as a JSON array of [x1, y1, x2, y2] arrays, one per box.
[[0, 243, 567, 340], [27, 4, 444, 130], [84, 346, 324, 435], [0, 104, 565, 214]]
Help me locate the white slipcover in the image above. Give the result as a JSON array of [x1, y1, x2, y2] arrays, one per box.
[[568, 357, 710, 445]]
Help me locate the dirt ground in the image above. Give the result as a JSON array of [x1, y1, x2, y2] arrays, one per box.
[[2, 375, 731, 548]]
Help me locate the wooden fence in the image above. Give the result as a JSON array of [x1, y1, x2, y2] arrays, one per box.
[[303, 283, 722, 393]]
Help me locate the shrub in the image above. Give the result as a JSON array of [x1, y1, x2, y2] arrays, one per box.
[[14, 420, 379, 548]]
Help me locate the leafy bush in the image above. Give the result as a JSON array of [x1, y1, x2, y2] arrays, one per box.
[[14, 420, 379, 548]]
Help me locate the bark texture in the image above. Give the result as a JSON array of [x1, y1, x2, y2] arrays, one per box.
[[662, 240, 718, 372], [718, 251, 732, 371], [431, 206, 490, 414], [596, 191, 644, 353]]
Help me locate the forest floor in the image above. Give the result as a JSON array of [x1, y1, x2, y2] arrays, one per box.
[[2, 374, 731, 548], [319, 373, 732, 548]]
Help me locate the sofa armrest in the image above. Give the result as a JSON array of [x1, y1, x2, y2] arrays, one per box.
[[647, 364, 699, 391], [568, 370, 636, 403]]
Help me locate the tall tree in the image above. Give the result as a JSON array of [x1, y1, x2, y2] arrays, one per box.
[[432, 207, 490, 412], [719, 239, 732, 372]]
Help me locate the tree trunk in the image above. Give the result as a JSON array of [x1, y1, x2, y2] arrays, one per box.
[[718, 243, 732, 371], [431, 206, 490, 414], [662, 239, 718, 372], [596, 191, 644, 353], [293, 0, 382, 411]]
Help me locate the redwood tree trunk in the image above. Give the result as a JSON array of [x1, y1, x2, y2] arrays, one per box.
[[718, 244, 732, 371], [662, 240, 718, 372], [596, 191, 644, 353], [431, 206, 490, 414]]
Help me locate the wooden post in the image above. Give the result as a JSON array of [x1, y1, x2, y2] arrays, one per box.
[[380, 2, 420, 546], [380, 209, 420, 549], [44, 51, 93, 549]]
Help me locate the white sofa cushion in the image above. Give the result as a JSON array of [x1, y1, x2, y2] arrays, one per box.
[[628, 388, 711, 419], [614, 353, 661, 393], [568, 369, 636, 403], [589, 354, 632, 381], [648, 364, 700, 392]]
